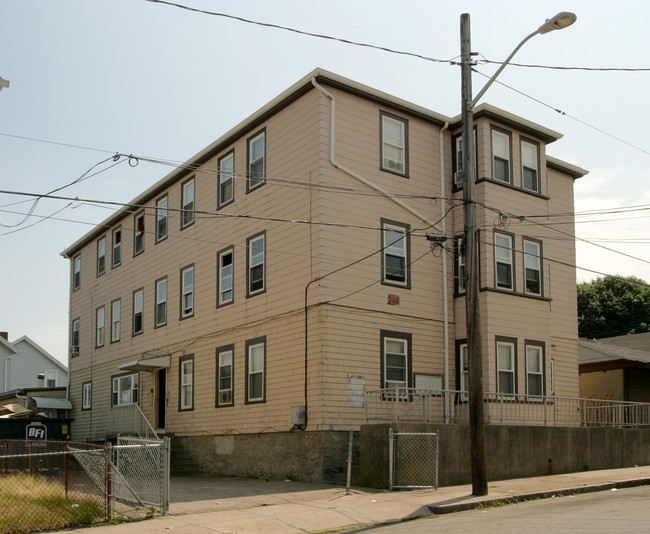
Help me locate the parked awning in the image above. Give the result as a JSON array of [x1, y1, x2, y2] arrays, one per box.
[[31, 397, 72, 410], [118, 354, 171, 371]]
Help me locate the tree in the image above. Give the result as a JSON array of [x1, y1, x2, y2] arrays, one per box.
[[577, 275, 650, 339]]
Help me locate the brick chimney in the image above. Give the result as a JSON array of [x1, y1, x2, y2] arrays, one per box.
[[0, 332, 8, 341]]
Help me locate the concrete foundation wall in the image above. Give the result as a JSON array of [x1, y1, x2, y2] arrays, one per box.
[[174, 430, 359, 484], [360, 423, 650, 488]]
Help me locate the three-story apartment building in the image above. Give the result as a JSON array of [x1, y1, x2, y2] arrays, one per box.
[[62, 69, 586, 481]]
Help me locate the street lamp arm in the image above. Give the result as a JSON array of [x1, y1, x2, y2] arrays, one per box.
[[469, 11, 576, 108], [470, 29, 538, 108]]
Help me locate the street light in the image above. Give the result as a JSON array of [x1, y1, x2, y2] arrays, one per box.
[[460, 11, 576, 497]]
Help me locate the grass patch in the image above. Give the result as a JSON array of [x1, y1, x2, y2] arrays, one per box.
[[0, 473, 104, 533]]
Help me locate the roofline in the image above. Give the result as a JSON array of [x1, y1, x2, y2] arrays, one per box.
[[61, 69, 572, 257], [0, 336, 19, 355], [449, 103, 563, 144], [11, 335, 68, 371], [546, 155, 589, 179]]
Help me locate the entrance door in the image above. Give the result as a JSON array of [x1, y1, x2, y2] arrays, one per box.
[[156, 369, 166, 430]]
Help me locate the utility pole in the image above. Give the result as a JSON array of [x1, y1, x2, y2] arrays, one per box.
[[460, 12, 488, 497]]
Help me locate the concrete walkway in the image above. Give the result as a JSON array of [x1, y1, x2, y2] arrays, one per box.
[[61, 465, 650, 533]]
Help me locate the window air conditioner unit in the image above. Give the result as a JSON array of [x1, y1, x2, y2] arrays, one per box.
[[386, 159, 403, 171], [219, 391, 231, 404], [70, 346, 79, 356]]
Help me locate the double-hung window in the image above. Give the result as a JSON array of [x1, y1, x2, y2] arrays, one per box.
[[521, 139, 540, 193], [112, 373, 139, 406], [82, 382, 92, 410], [216, 345, 234, 407], [71, 318, 80, 354], [179, 355, 194, 411], [133, 288, 144, 335], [45, 370, 57, 388], [526, 344, 544, 397], [73, 254, 81, 290], [523, 239, 542, 296], [111, 299, 121, 343], [95, 306, 105, 348], [156, 194, 168, 242], [455, 235, 466, 294], [247, 130, 266, 192], [381, 330, 411, 390], [97, 236, 106, 276], [112, 227, 122, 267], [155, 277, 167, 327], [134, 211, 145, 256], [246, 337, 266, 403], [494, 233, 514, 290], [247, 232, 265, 296], [382, 220, 410, 287], [492, 129, 511, 183], [217, 247, 234, 306], [457, 342, 469, 398], [180, 265, 194, 319], [218, 151, 234, 208], [496, 339, 516, 395], [381, 112, 408, 176], [181, 177, 195, 228], [453, 129, 477, 186]]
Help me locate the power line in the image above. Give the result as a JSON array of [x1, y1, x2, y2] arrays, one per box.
[[479, 58, 650, 72], [144, 0, 452, 64]]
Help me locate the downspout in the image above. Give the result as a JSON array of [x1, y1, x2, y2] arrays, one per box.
[[439, 122, 450, 423], [310, 78, 442, 232]]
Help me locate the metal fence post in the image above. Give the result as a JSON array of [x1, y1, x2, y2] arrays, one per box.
[[388, 428, 394, 491], [106, 444, 113, 519]]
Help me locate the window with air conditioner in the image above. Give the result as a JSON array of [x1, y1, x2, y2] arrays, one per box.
[[216, 346, 234, 407], [381, 112, 408, 176]]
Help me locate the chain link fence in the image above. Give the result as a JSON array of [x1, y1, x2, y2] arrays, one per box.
[[0, 437, 169, 533], [388, 429, 438, 490]]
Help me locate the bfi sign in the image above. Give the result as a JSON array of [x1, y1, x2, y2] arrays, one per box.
[[26, 423, 47, 441]]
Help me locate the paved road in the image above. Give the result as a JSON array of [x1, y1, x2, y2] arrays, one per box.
[[364, 485, 650, 533]]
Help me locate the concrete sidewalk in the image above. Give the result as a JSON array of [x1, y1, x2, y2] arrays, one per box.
[[62, 465, 650, 534]]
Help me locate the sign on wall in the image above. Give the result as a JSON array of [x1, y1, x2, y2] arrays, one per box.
[[26, 422, 47, 441]]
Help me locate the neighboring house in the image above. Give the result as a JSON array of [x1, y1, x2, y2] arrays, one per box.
[[0, 333, 68, 392], [61, 69, 586, 480], [579, 334, 650, 403], [0, 387, 71, 419]]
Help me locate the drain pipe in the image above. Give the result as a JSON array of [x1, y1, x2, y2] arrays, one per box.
[[439, 121, 451, 423], [311, 78, 442, 232]]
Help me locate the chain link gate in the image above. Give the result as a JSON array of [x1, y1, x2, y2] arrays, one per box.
[[110, 436, 170, 516], [388, 429, 438, 490]]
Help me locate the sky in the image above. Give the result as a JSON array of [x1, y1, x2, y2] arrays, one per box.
[[1, 0, 649, 366]]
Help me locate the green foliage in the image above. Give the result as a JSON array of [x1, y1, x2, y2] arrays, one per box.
[[577, 275, 650, 339]]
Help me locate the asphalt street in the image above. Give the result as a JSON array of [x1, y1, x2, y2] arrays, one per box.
[[366, 485, 650, 533]]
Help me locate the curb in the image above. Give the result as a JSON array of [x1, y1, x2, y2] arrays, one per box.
[[428, 477, 650, 515]]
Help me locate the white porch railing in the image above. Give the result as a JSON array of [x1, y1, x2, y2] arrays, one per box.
[[108, 404, 159, 440], [365, 387, 650, 428]]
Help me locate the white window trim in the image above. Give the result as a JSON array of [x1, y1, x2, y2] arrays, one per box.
[[180, 356, 194, 410], [156, 195, 168, 242], [133, 288, 144, 335], [134, 211, 145, 255], [217, 348, 233, 406], [180, 265, 194, 319], [155, 277, 167, 327], [82, 382, 92, 410], [71, 318, 80, 353], [97, 236, 106, 277], [494, 233, 514, 290], [219, 151, 235, 208], [521, 139, 540, 193], [492, 129, 511, 183], [181, 177, 195, 228], [496, 341, 515, 395], [246, 339, 265, 403], [218, 248, 234, 306], [526, 344, 544, 397], [44, 369, 57, 388], [73, 254, 81, 290], [111, 299, 121, 343], [383, 335, 409, 390], [455, 235, 466, 294], [112, 373, 139, 406], [247, 233, 265, 296], [381, 113, 407, 175], [96, 306, 105, 348], [112, 227, 122, 268], [382, 221, 409, 287], [247, 131, 266, 191], [523, 239, 542, 296]]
